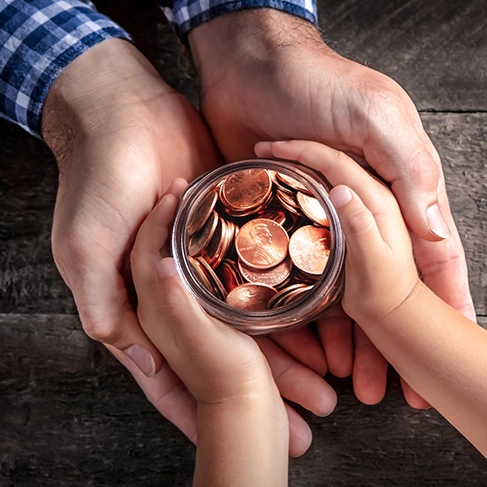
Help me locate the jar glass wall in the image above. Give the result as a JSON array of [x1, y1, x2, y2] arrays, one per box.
[[171, 159, 345, 335]]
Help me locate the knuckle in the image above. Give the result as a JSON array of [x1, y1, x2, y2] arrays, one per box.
[[408, 148, 441, 192], [79, 310, 120, 344], [346, 206, 375, 236]]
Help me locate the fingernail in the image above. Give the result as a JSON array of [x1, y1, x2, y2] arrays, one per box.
[[329, 186, 353, 209], [315, 389, 338, 417], [124, 344, 156, 377], [426, 204, 450, 239], [157, 257, 178, 278]]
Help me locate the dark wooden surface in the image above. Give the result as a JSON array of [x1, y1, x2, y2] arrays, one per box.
[[1, 0, 486, 485]]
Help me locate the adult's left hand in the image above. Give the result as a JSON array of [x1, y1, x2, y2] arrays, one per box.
[[188, 8, 475, 408]]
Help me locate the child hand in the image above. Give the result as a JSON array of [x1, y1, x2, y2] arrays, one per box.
[[255, 141, 422, 329], [130, 183, 276, 405]]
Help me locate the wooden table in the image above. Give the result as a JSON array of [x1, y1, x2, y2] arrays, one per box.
[[1, 0, 486, 484]]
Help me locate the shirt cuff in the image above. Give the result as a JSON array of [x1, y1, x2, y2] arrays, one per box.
[[160, 0, 317, 37], [0, 0, 132, 138]]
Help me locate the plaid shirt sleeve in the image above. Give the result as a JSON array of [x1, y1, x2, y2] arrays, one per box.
[[0, 0, 131, 138], [159, 0, 317, 37]]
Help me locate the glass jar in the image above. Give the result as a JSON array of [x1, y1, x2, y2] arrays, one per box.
[[171, 158, 345, 335]]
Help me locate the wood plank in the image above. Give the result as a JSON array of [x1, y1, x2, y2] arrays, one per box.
[[316, 0, 487, 111], [0, 314, 486, 486], [1, 113, 485, 315]]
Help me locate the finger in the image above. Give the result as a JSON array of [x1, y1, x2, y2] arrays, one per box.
[[256, 337, 338, 417], [361, 112, 450, 241], [399, 376, 431, 410], [412, 230, 476, 321], [256, 138, 450, 242], [69, 254, 164, 377], [316, 304, 353, 378], [256, 140, 394, 216], [285, 403, 313, 458], [271, 325, 328, 376], [107, 343, 198, 443], [411, 172, 476, 320], [352, 324, 388, 405]]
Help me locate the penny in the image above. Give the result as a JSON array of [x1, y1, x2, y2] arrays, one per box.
[[226, 283, 277, 311], [289, 225, 331, 275], [195, 256, 228, 300], [256, 206, 287, 226], [188, 210, 219, 257], [296, 192, 329, 227], [187, 189, 218, 236], [276, 189, 302, 215], [235, 218, 289, 269], [220, 169, 272, 213], [188, 256, 217, 297], [267, 283, 310, 309], [201, 217, 234, 269], [218, 259, 244, 292], [184, 167, 335, 314], [275, 172, 310, 194], [238, 255, 292, 287]]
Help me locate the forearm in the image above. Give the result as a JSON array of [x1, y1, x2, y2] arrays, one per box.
[[194, 391, 289, 486], [0, 0, 131, 137], [361, 283, 487, 457]]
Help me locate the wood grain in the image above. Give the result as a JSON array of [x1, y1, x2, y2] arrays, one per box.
[[0, 0, 486, 485]]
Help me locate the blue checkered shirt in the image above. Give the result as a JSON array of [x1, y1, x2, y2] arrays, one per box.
[[0, 0, 317, 137]]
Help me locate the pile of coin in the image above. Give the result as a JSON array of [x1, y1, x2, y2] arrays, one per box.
[[185, 168, 332, 312]]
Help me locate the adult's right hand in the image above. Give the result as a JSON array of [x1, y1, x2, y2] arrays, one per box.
[[42, 36, 220, 437]]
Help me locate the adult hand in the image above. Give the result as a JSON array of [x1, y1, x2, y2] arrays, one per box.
[[42, 38, 335, 456], [188, 9, 475, 407]]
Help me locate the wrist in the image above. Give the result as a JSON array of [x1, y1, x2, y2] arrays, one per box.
[[41, 38, 173, 162], [188, 9, 325, 84]]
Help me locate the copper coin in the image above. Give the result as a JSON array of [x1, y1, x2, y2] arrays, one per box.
[[195, 256, 228, 300], [201, 217, 229, 268], [238, 256, 292, 287], [276, 189, 302, 215], [256, 206, 287, 226], [220, 169, 272, 212], [218, 259, 244, 292], [188, 210, 219, 257], [226, 283, 277, 311], [268, 283, 313, 309], [235, 218, 289, 269], [188, 256, 217, 297], [275, 172, 310, 194], [296, 192, 329, 227], [187, 189, 218, 236], [289, 225, 331, 275]]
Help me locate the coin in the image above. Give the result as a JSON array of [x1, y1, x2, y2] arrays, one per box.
[[188, 256, 217, 297], [226, 283, 277, 311], [275, 189, 302, 215], [296, 192, 329, 227], [187, 189, 218, 236], [195, 256, 228, 300], [218, 259, 244, 292], [220, 169, 272, 213], [275, 172, 310, 194], [183, 167, 335, 314], [238, 255, 292, 287], [256, 206, 287, 226], [235, 218, 289, 269], [268, 283, 313, 309], [289, 225, 331, 275], [188, 210, 219, 257]]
